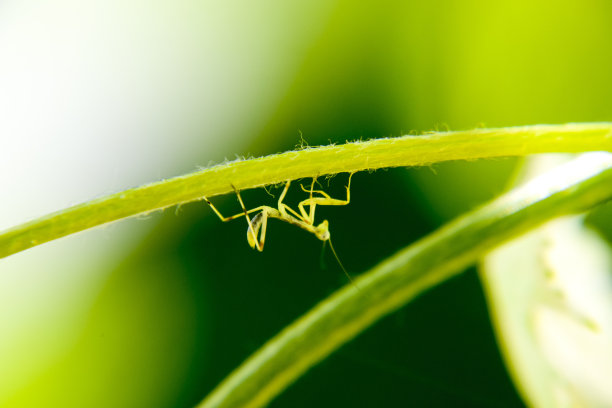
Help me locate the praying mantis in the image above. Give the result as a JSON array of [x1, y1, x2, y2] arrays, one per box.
[[203, 173, 354, 281]]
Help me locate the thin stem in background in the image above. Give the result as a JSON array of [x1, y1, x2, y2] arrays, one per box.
[[198, 153, 612, 408]]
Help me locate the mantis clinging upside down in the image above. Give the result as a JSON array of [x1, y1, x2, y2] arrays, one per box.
[[203, 173, 354, 282]]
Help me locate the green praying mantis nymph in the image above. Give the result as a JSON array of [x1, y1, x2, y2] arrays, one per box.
[[203, 173, 354, 282]]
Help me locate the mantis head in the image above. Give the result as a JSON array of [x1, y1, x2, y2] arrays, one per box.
[[314, 220, 330, 241]]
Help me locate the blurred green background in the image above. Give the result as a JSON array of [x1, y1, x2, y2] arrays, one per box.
[[1, 1, 612, 407]]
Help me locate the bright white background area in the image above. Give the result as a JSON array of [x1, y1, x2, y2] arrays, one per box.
[[0, 0, 335, 404]]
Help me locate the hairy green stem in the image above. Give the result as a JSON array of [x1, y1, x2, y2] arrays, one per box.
[[199, 152, 612, 408], [1, 123, 611, 258]]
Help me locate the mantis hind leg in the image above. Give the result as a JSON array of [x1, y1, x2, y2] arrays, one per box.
[[204, 187, 273, 251], [203, 193, 270, 222]]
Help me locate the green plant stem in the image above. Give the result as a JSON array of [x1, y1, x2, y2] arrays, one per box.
[[1, 123, 611, 258], [198, 153, 612, 408]]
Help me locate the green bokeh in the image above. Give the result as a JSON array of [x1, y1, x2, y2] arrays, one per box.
[[5, 1, 612, 407]]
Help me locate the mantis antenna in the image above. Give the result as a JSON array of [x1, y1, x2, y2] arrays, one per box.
[[203, 173, 355, 282]]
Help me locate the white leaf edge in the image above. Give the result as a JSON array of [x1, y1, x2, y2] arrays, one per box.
[[481, 153, 612, 408]]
